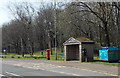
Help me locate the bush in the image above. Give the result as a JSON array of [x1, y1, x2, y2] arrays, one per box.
[[34, 57, 37, 59], [0, 55, 7, 58], [18, 56, 20, 58], [11, 56, 14, 58]]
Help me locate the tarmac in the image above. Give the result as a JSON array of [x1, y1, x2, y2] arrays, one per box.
[[35, 60, 119, 76], [1, 59, 119, 76]]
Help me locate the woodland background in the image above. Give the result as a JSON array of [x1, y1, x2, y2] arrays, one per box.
[[2, 2, 120, 56]]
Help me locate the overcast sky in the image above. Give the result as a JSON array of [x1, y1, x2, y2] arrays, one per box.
[[0, 0, 119, 27], [0, 0, 50, 27], [0, 0, 67, 27], [0, 1, 11, 26]]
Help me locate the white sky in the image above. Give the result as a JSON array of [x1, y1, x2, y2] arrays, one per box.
[[0, 2, 11, 26], [0, 0, 119, 27], [0, 0, 68, 27]]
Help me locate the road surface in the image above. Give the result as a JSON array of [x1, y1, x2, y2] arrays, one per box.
[[0, 59, 118, 78]]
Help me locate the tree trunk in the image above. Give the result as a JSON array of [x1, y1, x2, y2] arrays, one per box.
[[21, 38, 24, 57], [103, 21, 110, 46]]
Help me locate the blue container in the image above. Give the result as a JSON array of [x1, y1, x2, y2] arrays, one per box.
[[99, 47, 120, 61]]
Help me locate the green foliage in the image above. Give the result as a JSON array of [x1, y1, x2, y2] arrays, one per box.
[[17, 56, 21, 58], [11, 56, 14, 58]]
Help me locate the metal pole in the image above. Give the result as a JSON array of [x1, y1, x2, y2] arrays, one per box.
[[54, 0, 57, 60], [21, 38, 24, 57]]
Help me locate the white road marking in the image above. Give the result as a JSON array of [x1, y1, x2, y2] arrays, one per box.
[[59, 72, 65, 74], [14, 64, 21, 66], [6, 72, 20, 76], [48, 70, 81, 76], [27, 67, 33, 69], [72, 74, 81, 76], [0, 74, 4, 76], [26, 66, 45, 71], [81, 68, 118, 76]]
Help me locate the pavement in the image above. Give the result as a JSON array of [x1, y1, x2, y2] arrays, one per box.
[[0, 58, 119, 77]]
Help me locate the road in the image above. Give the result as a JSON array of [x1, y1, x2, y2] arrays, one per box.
[[0, 59, 118, 78], [2, 63, 69, 76]]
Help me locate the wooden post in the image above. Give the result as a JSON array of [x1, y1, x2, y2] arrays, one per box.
[[79, 44, 82, 62], [64, 46, 67, 61]]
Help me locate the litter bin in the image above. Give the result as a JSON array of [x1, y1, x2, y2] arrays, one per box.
[[60, 53, 64, 59], [99, 46, 120, 61]]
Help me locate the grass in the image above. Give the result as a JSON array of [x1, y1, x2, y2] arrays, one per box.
[[89, 55, 120, 66], [89, 61, 120, 66], [0, 55, 47, 60], [0, 51, 64, 61]]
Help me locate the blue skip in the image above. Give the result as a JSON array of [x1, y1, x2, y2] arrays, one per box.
[[99, 46, 120, 61]]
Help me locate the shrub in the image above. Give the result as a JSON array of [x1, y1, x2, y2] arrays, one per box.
[[11, 56, 14, 58], [34, 57, 37, 59], [18, 56, 20, 58]]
